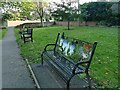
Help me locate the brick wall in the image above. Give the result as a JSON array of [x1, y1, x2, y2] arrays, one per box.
[[7, 20, 54, 27], [56, 21, 97, 26]]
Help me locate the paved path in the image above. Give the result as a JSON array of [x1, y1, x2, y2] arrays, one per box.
[[2, 27, 35, 88], [31, 62, 96, 89]]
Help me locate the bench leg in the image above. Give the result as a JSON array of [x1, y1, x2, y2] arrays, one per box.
[[41, 53, 43, 65], [24, 37, 26, 43], [21, 35, 22, 39], [86, 72, 91, 89], [67, 75, 74, 90], [67, 81, 70, 90], [31, 37, 33, 42]]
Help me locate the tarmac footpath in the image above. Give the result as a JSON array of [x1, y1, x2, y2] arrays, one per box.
[[2, 27, 35, 88]]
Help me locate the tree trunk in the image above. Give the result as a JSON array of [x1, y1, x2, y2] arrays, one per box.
[[40, 16, 43, 27]]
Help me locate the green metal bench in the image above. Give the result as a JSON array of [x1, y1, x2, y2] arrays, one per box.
[[41, 32, 97, 90], [19, 27, 33, 43]]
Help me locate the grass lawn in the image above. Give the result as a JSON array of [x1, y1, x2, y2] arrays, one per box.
[[0, 29, 7, 40], [14, 26, 118, 88]]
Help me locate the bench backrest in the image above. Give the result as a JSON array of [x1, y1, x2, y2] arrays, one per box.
[[55, 32, 97, 69], [27, 28, 33, 35]]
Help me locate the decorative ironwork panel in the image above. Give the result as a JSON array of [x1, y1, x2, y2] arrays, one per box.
[[57, 33, 93, 63]]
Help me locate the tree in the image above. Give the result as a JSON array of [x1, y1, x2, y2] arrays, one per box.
[[52, 1, 77, 21], [111, 1, 120, 26], [0, 2, 21, 21], [2, 12, 12, 20], [80, 2, 118, 26], [0, 2, 21, 13], [51, 1, 79, 29], [33, 0, 48, 27], [20, 2, 34, 20]]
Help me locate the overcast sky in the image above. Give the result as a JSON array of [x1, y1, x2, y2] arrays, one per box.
[[49, 0, 120, 4], [1, 0, 119, 3], [49, 0, 97, 4]]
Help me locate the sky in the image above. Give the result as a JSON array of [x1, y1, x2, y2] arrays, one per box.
[[49, 0, 120, 4], [1, 0, 119, 3], [49, 0, 97, 4]]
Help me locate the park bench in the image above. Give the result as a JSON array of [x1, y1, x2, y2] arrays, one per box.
[[19, 27, 33, 43], [41, 32, 97, 90]]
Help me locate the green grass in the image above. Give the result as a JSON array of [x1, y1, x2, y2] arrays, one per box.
[[14, 26, 118, 88], [0, 29, 7, 40]]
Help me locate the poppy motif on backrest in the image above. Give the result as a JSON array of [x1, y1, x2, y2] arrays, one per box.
[[81, 42, 93, 60]]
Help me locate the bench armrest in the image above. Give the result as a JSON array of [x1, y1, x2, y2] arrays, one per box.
[[44, 44, 56, 51], [44, 44, 64, 52], [19, 31, 22, 34], [23, 31, 28, 34], [23, 30, 29, 34], [72, 60, 89, 74], [19, 30, 26, 35]]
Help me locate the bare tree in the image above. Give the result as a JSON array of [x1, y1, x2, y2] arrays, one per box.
[[33, 0, 48, 27]]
